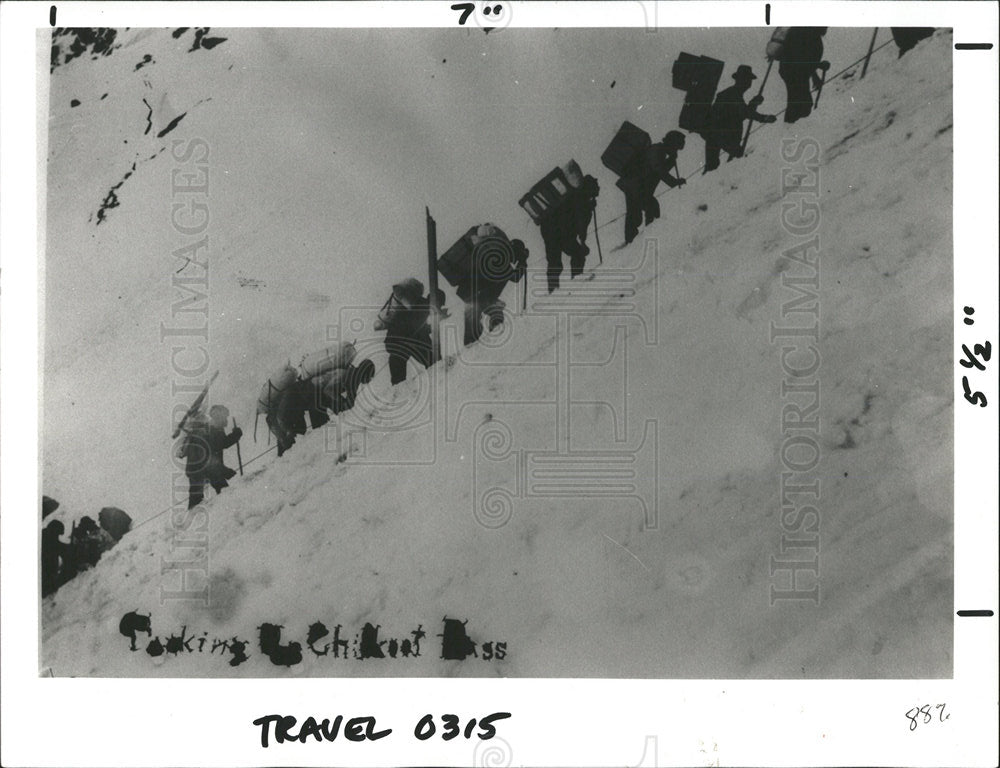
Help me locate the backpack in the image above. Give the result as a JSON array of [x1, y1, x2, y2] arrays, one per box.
[[673, 54, 725, 133], [600, 121, 651, 177], [766, 27, 792, 61], [518, 160, 586, 224], [256, 363, 299, 415], [298, 341, 357, 380], [98, 507, 132, 541], [438, 224, 515, 303]]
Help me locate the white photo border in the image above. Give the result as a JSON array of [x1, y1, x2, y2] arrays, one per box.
[[2, 2, 997, 766]]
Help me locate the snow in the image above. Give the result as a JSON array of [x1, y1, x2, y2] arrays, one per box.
[[41, 28, 952, 677]]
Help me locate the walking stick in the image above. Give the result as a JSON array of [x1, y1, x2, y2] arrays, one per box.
[[814, 66, 828, 108], [860, 28, 878, 79], [521, 269, 527, 314], [592, 207, 603, 265], [740, 59, 774, 156], [233, 419, 244, 476], [265, 381, 275, 446]]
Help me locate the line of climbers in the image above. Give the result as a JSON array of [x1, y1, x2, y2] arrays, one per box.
[[187, 28, 827, 506], [43, 27, 935, 597], [249, 223, 531, 466]]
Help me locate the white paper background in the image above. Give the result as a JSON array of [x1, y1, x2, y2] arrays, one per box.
[[2, 2, 997, 766]]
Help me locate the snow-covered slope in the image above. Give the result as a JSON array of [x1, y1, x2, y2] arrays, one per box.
[[41, 28, 952, 677]]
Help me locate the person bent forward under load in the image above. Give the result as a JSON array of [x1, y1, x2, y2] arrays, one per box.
[[539, 175, 599, 293], [463, 238, 528, 345], [270, 360, 377, 454], [618, 131, 686, 245], [320, 359, 376, 416]]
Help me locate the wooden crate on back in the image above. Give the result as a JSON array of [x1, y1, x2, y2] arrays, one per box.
[[518, 160, 585, 224]]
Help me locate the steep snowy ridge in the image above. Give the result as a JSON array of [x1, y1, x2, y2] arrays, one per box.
[[42, 29, 952, 677]]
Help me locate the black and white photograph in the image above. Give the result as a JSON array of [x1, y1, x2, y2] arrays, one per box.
[[2, 2, 997, 766], [36, 21, 957, 678]]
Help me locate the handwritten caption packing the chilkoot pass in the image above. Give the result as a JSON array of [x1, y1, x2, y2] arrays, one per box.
[[119, 611, 508, 668]]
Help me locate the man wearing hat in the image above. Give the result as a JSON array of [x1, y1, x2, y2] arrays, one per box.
[[702, 64, 777, 173], [617, 130, 687, 245], [376, 279, 449, 385]]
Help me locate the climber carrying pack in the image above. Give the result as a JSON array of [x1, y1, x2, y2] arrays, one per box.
[[603, 123, 687, 245], [257, 341, 375, 456], [376, 277, 448, 385], [256, 341, 360, 456], [672, 52, 725, 135], [437, 223, 528, 345], [520, 160, 600, 293], [772, 28, 830, 123]]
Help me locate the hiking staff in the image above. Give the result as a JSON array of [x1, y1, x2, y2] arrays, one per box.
[[814, 64, 828, 108], [592, 207, 603, 265], [233, 418, 244, 476], [172, 370, 219, 438], [860, 28, 878, 79], [133, 442, 282, 531], [740, 59, 774, 156], [813, 61, 830, 109], [63, 519, 79, 581], [425, 207, 441, 364]]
